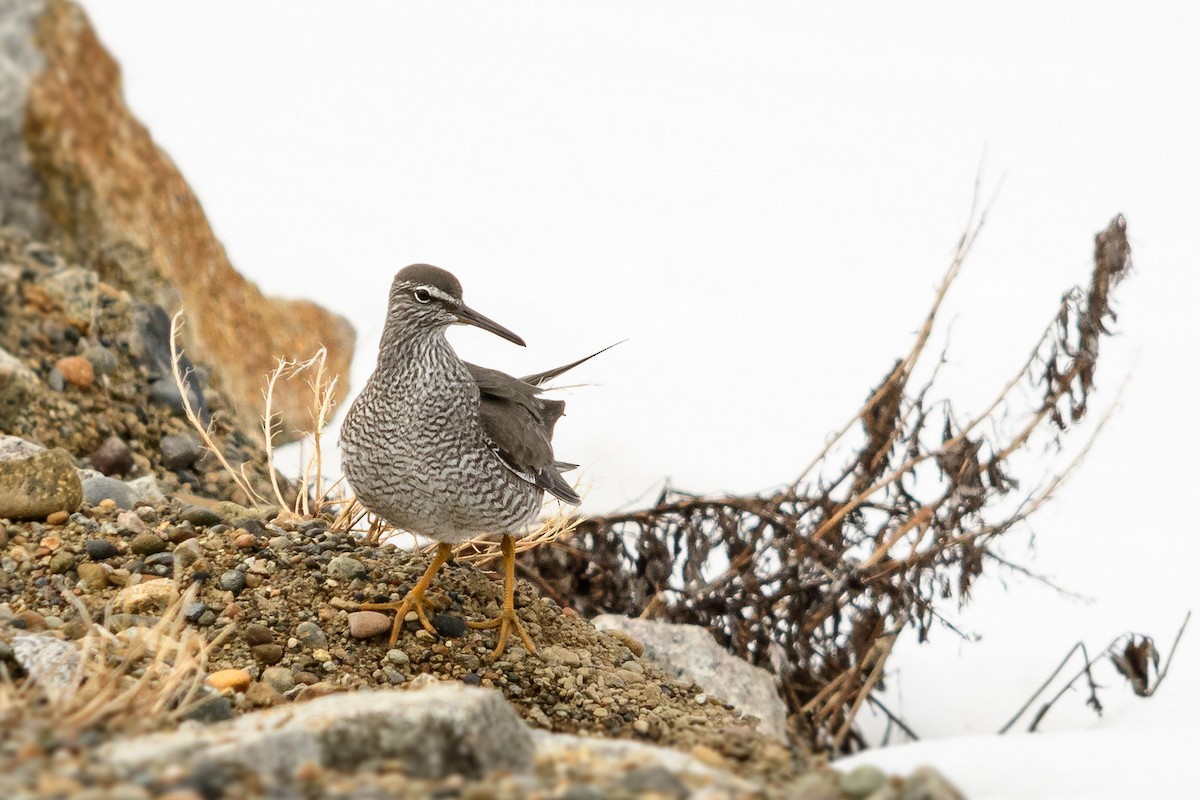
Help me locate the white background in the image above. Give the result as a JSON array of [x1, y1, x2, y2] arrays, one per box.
[[82, 3, 1199, 796]]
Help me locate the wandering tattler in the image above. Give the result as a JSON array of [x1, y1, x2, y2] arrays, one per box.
[[340, 264, 598, 657]]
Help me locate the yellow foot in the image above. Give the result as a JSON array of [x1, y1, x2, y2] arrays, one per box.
[[468, 607, 537, 659], [357, 542, 453, 646], [468, 533, 537, 658], [359, 592, 437, 646]]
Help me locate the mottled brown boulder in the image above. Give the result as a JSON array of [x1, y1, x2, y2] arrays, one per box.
[[3, 0, 353, 440]]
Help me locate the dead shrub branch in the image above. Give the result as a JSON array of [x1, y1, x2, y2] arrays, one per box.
[[521, 214, 1133, 751]]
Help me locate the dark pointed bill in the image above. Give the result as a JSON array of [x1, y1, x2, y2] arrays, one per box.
[[455, 304, 526, 347]]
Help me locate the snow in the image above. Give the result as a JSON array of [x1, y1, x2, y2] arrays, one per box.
[[839, 682, 1200, 799], [78, 3, 1200, 796]]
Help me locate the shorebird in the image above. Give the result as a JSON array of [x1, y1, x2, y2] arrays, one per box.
[[340, 264, 594, 658]]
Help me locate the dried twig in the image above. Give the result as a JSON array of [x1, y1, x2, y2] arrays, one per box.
[[521, 215, 1133, 750]]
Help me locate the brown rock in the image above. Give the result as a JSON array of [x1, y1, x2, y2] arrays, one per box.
[[45, 510, 68, 525], [205, 668, 251, 693], [245, 680, 283, 708], [17, 0, 354, 439], [242, 623, 275, 646], [54, 356, 93, 389], [89, 435, 134, 476], [347, 610, 392, 639], [251, 644, 285, 665], [76, 562, 109, 590], [115, 578, 173, 613]]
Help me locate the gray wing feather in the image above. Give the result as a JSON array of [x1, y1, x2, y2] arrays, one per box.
[[467, 363, 581, 505]]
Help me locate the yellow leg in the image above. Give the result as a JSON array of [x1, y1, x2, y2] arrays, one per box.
[[359, 542, 452, 646], [467, 534, 537, 658]]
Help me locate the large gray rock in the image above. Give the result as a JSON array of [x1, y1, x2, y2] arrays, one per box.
[[103, 684, 533, 782], [0, 446, 82, 519], [531, 731, 756, 796], [593, 615, 790, 741]]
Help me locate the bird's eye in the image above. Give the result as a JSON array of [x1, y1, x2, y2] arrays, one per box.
[[413, 288, 432, 304]]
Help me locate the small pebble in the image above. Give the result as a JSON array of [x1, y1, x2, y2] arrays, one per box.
[[180, 505, 222, 527], [432, 613, 467, 638], [45, 510, 69, 526], [76, 562, 109, 590], [89, 435, 134, 476], [294, 620, 328, 650], [84, 539, 119, 560], [159, 434, 202, 470], [184, 603, 207, 623], [385, 648, 410, 667], [242, 623, 275, 645], [347, 610, 391, 638], [205, 668, 251, 693], [48, 551, 75, 574], [128, 532, 167, 555], [233, 532, 257, 549], [260, 666, 295, 693], [218, 569, 246, 593], [251, 644, 284, 665], [55, 356, 94, 389], [326, 554, 366, 581]]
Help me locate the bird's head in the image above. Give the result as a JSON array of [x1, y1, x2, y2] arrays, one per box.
[[388, 264, 526, 346]]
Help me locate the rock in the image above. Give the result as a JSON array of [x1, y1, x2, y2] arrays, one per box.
[[83, 475, 137, 509], [205, 669, 251, 693], [46, 509, 69, 525], [0, 434, 45, 462], [128, 532, 166, 555], [217, 570, 246, 594], [0, 348, 41, 431], [36, 267, 98, 330], [181, 505, 222, 527], [251, 644, 284, 665], [102, 685, 532, 781], [532, 732, 755, 796], [347, 610, 391, 639], [900, 766, 965, 800], [84, 539, 120, 560], [77, 562, 109, 590], [326, 554, 366, 581], [294, 620, 328, 650], [245, 680, 283, 708], [160, 433, 201, 470], [49, 550, 75, 573], [592, 615, 790, 741], [260, 666, 295, 694], [242, 623, 275, 646], [54, 355, 94, 388], [12, 633, 80, 700], [126, 475, 165, 505], [0, 447, 82, 519], [842, 765, 888, 798], [89, 435, 133, 476], [115, 579, 173, 613], [9, 0, 354, 439], [432, 613, 467, 638], [115, 510, 146, 535], [181, 692, 235, 724]]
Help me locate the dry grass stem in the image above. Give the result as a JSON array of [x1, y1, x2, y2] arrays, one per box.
[[170, 312, 268, 508]]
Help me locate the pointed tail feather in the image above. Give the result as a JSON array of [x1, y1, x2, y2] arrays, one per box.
[[521, 340, 625, 386]]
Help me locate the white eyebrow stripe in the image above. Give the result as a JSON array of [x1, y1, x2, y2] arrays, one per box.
[[423, 286, 459, 304], [396, 281, 459, 304]]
